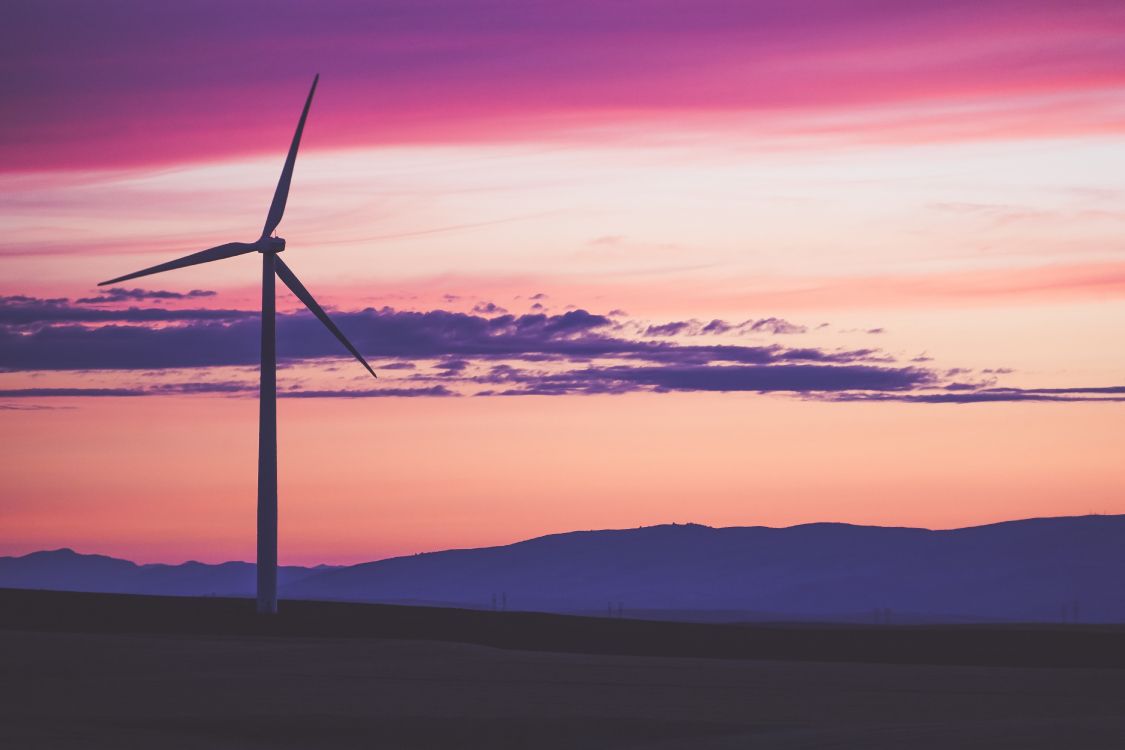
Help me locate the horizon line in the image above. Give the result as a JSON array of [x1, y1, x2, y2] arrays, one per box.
[[6, 511, 1121, 568]]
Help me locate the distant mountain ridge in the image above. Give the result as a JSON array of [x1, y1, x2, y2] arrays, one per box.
[[0, 548, 335, 597], [3, 514, 1123, 623]]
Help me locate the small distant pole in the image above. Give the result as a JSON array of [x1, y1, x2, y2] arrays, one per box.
[[617, 601, 623, 618], [491, 593, 497, 611], [502, 592, 507, 611]]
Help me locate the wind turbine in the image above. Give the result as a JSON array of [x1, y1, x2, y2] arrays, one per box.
[[98, 75, 376, 614]]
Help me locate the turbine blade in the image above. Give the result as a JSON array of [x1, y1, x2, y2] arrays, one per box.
[[262, 74, 319, 238], [98, 242, 257, 286], [274, 256, 376, 379]]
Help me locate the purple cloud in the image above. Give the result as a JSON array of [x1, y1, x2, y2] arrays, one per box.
[[5, 294, 1111, 403], [824, 387, 1125, 404], [434, 358, 471, 376], [700, 319, 734, 334], [279, 386, 455, 398], [642, 316, 808, 337], [0, 385, 454, 399], [0, 295, 254, 326], [477, 363, 933, 396], [0, 388, 146, 398], [644, 321, 694, 337], [746, 318, 807, 335], [0, 300, 905, 376], [471, 301, 509, 315], [74, 288, 216, 304]]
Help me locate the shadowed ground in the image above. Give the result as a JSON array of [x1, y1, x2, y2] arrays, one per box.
[[2, 590, 1124, 748]]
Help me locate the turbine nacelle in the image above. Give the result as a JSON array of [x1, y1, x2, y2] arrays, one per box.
[[257, 236, 286, 253]]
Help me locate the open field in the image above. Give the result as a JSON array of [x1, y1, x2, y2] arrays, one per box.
[[2, 589, 1124, 748]]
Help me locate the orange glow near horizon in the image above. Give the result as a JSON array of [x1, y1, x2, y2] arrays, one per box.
[[3, 394, 1122, 565]]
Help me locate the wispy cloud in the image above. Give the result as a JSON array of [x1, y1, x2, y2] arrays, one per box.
[[0, 385, 455, 399], [0, 295, 254, 326], [74, 288, 216, 305], [824, 387, 1125, 404], [642, 317, 807, 337], [474, 362, 932, 396]]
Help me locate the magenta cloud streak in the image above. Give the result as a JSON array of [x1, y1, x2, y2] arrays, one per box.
[[3, 0, 1124, 170]]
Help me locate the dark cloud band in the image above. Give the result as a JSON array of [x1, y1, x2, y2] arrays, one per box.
[[1, 294, 1119, 403]]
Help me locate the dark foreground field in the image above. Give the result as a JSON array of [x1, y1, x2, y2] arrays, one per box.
[[2, 590, 1124, 748]]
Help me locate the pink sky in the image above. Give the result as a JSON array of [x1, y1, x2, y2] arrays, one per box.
[[1, 1, 1123, 563]]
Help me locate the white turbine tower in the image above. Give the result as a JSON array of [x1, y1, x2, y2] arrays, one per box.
[[98, 75, 376, 614]]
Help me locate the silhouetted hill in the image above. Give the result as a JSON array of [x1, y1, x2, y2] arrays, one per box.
[[0, 548, 333, 597], [284, 515, 1125, 623], [4, 515, 1122, 622]]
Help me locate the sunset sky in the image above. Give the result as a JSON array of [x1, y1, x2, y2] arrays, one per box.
[[2, 0, 1123, 564]]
